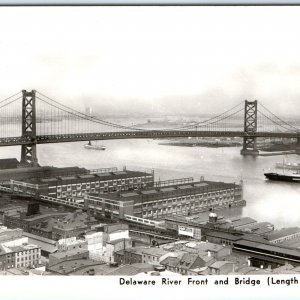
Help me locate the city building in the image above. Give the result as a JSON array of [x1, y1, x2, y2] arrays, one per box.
[[0, 236, 41, 270], [160, 252, 214, 275], [0, 205, 27, 224], [22, 232, 58, 257], [48, 249, 89, 267], [3, 211, 70, 238], [208, 261, 235, 275], [84, 224, 132, 263], [0, 226, 23, 242], [56, 237, 88, 252], [50, 211, 98, 240], [0, 166, 88, 185], [182, 241, 232, 258], [3, 206, 97, 241], [115, 247, 145, 265], [86, 179, 244, 220], [10, 168, 154, 202], [141, 248, 170, 265], [0, 245, 15, 270]]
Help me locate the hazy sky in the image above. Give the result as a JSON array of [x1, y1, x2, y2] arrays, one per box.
[[0, 6, 300, 116]]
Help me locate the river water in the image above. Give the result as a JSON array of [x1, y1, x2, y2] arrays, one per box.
[[1, 137, 300, 229]]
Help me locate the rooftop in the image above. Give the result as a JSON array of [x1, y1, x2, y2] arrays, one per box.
[[234, 239, 300, 257], [22, 232, 57, 245], [49, 248, 88, 260], [142, 247, 169, 257], [106, 238, 131, 245], [206, 230, 243, 241], [48, 259, 105, 275], [90, 180, 240, 203], [23, 169, 153, 185], [267, 227, 300, 241], [209, 260, 234, 269], [185, 241, 226, 253], [9, 244, 39, 252], [221, 217, 257, 229]]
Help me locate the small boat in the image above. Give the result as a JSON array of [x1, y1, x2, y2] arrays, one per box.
[[84, 141, 106, 150]]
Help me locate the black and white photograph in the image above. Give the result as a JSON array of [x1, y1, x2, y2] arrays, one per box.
[[0, 6, 300, 297]]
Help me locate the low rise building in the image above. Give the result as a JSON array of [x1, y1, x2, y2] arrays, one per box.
[[51, 211, 98, 240], [182, 241, 231, 258], [84, 224, 132, 263], [115, 247, 145, 265], [141, 248, 170, 265], [0, 226, 23, 242], [0, 236, 41, 269], [160, 252, 214, 275], [208, 261, 235, 275], [48, 248, 89, 267], [22, 232, 58, 257], [57, 237, 88, 252]]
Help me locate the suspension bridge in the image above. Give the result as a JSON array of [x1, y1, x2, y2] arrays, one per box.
[[0, 89, 299, 167]]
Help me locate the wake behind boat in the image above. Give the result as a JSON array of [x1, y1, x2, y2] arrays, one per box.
[[84, 141, 106, 150]]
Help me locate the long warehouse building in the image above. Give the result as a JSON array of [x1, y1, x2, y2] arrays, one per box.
[[85, 180, 244, 220]]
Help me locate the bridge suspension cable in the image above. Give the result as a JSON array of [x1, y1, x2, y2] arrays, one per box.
[[0, 91, 22, 105], [258, 102, 300, 133], [36, 91, 145, 132], [0, 94, 23, 139], [166, 101, 245, 131]]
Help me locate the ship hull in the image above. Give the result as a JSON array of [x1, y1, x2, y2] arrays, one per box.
[[264, 172, 300, 182]]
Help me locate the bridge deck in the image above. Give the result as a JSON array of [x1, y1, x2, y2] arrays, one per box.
[[0, 131, 298, 146]]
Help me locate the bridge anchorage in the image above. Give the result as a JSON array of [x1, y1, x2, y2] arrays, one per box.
[[240, 100, 259, 156]]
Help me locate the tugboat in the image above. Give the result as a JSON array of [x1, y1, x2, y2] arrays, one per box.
[[84, 141, 106, 150]]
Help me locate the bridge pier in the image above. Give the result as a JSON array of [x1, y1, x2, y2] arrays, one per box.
[[240, 100, 259, 156], [240, 140, 259, 156]]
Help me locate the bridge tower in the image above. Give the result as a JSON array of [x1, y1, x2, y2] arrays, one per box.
[[240, 100, 259, 156], [19, 90, 39, 167]]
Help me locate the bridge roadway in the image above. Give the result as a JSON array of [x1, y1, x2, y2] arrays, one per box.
[[0, 130, 299, 146]]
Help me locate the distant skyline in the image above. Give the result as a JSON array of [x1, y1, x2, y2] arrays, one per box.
[[0, 6, 300, 117]]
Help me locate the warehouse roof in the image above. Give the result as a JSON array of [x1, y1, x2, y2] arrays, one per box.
[[267, 227, 300, 241], [234, 239, 300, 257], [92, 180, 239, 203], [22, 169, 153, 184]]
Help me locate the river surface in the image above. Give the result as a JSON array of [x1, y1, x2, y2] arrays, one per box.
[[1, 137, 300, 229]]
